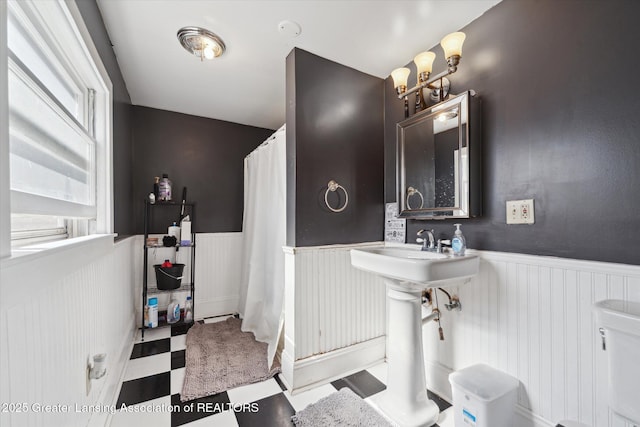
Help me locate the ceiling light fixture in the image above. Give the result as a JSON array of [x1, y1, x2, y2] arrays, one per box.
[[177, 26, 226, 61], [391, 31, 466, 117]]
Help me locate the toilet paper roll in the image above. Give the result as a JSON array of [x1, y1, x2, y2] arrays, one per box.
[[168, 224, 181, 242]]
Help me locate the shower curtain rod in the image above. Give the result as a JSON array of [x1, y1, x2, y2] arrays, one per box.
[[257, 124, 286, 149]]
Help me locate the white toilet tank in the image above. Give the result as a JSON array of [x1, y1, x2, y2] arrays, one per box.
[[594, 299, 640, 424]]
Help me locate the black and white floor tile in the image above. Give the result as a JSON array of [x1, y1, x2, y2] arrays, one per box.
[[110, 316, 455, 427]]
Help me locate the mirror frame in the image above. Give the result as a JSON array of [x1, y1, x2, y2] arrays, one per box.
[[396, 90, 481, 219]]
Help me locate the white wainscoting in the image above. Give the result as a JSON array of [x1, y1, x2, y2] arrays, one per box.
[[422, 249, 640, 427], [192, 233, 243, 317], [133, 232, 243, 322], [281, 243, 387, 392], [278, 242, 640, 424], [0, 236, 137, 427]]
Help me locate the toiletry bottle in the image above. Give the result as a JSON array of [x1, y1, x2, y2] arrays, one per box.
[[153, 176, 160, 200], [147, 297, 158, 328], [167, 294, 180, 324], [159, 174, 172, 201], [451, 223, 466, 256], [184, 296, 193, 323]]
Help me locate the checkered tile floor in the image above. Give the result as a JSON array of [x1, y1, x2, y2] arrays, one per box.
[[110, 316, 455, 427]]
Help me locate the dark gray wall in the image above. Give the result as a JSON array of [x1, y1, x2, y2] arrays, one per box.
[[385, 0, 640, 265], [75, 0, 134, 236], [131, 106, 273, 234], [286, 48, 385, 247]]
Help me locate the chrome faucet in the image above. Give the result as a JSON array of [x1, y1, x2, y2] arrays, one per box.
[[416, 229, 435, 251]]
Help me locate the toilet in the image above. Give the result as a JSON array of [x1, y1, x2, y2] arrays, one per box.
[[594, 299, 640, 425]]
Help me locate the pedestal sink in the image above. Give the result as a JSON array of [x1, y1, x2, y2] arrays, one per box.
[[350, 246, 479, 427]]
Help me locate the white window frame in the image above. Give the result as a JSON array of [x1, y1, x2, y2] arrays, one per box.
[[1, 0, 10, 258], [1, 0, 113, 256]]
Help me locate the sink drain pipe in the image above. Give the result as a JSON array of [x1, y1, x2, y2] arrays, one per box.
[[421, 309, 440, 326], [422, 289, 445, 340]]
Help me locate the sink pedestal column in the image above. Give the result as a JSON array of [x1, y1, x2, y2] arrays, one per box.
[[370, 280, 440, 427]]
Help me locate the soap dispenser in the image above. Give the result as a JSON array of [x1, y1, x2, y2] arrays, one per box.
[[451, 223, 466, 256]]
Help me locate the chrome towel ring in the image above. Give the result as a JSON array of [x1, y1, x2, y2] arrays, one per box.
[[325, 180, 349, 213], [406, 186, 424, 209]]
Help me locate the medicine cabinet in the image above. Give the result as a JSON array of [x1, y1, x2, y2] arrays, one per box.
[[397, 90, 481, 219]]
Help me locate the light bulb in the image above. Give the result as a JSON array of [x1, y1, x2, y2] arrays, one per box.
[[440, 32, 466, 59], [437, 110, 458, 122], [203, 45, 215, 60]]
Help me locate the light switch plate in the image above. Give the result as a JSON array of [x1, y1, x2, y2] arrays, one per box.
[[506, 199, 535, 224]]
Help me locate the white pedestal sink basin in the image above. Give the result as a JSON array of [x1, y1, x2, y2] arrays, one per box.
[[350, 246, 479, 427], [351, 246, 479, 289]]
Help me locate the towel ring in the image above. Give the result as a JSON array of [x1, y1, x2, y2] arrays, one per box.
[[325, 180, 349, 213], [406, 186, 424, 209]]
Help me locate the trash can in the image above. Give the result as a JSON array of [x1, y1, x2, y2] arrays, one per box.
[[449, 364, 519, 427]]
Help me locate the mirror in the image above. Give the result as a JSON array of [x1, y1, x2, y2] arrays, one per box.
[[397, 90, 481, 219]]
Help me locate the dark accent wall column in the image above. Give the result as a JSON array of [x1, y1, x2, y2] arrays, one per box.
[[286, 48, 384, 247], [384, 0, 640, 265], [131, 106, 273, 234], [75, 0, 134, 236]]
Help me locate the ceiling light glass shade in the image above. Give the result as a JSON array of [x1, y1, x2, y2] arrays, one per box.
[[177, 27, 226, 59], [414, 52, 436, 75], [391, 67, 411, 90], [440, 32, 466, 59]]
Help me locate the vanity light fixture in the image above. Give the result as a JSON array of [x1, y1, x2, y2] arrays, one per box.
[[391, 31, 466, 117], [177, 26, 226, 61]]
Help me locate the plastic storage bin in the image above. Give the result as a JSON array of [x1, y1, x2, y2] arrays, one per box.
[[449, 364, 519, 427]]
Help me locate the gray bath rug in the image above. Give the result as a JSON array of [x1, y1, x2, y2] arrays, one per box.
[[181, 317, 280, 401], [291, 387, 393, 427]]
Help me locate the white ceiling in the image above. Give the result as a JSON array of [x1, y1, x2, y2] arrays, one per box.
[[96, 0, 500, 130]]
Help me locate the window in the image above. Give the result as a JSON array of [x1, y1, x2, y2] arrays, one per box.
[[6, 0, 112, 247], [10, 214, 67, 245]]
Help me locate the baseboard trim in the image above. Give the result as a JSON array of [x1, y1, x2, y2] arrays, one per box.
[[282, 336, 386, 394], [514, 405, 557, 427], [425, 360, 454, 402], [89, 319, 137, 427], [196, 296, 239, 319]]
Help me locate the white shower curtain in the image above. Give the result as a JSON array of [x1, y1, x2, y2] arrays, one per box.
[[238, 125, 286, 368]]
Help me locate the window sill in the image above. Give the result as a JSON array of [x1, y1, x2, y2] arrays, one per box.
[[1, 233, 117, 269]]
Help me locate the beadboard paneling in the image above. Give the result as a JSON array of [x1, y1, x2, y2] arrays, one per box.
[[284, 244, 386, 361], [0, 237, 137, 427], [192, 233, 243, 317], [423, 250, 640, 427]]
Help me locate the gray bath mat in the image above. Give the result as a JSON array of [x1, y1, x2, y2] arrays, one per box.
[[181, 317, 280, 401], [292, 387, 392, 427]]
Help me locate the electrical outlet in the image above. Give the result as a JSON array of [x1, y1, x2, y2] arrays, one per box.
[[506, 199, 535, 224]]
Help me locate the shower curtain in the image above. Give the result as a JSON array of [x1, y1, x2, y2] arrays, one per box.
[[238, 125, 286, 368]]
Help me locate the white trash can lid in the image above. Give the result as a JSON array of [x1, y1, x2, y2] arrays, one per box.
[[449, 363, 519, 401]]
